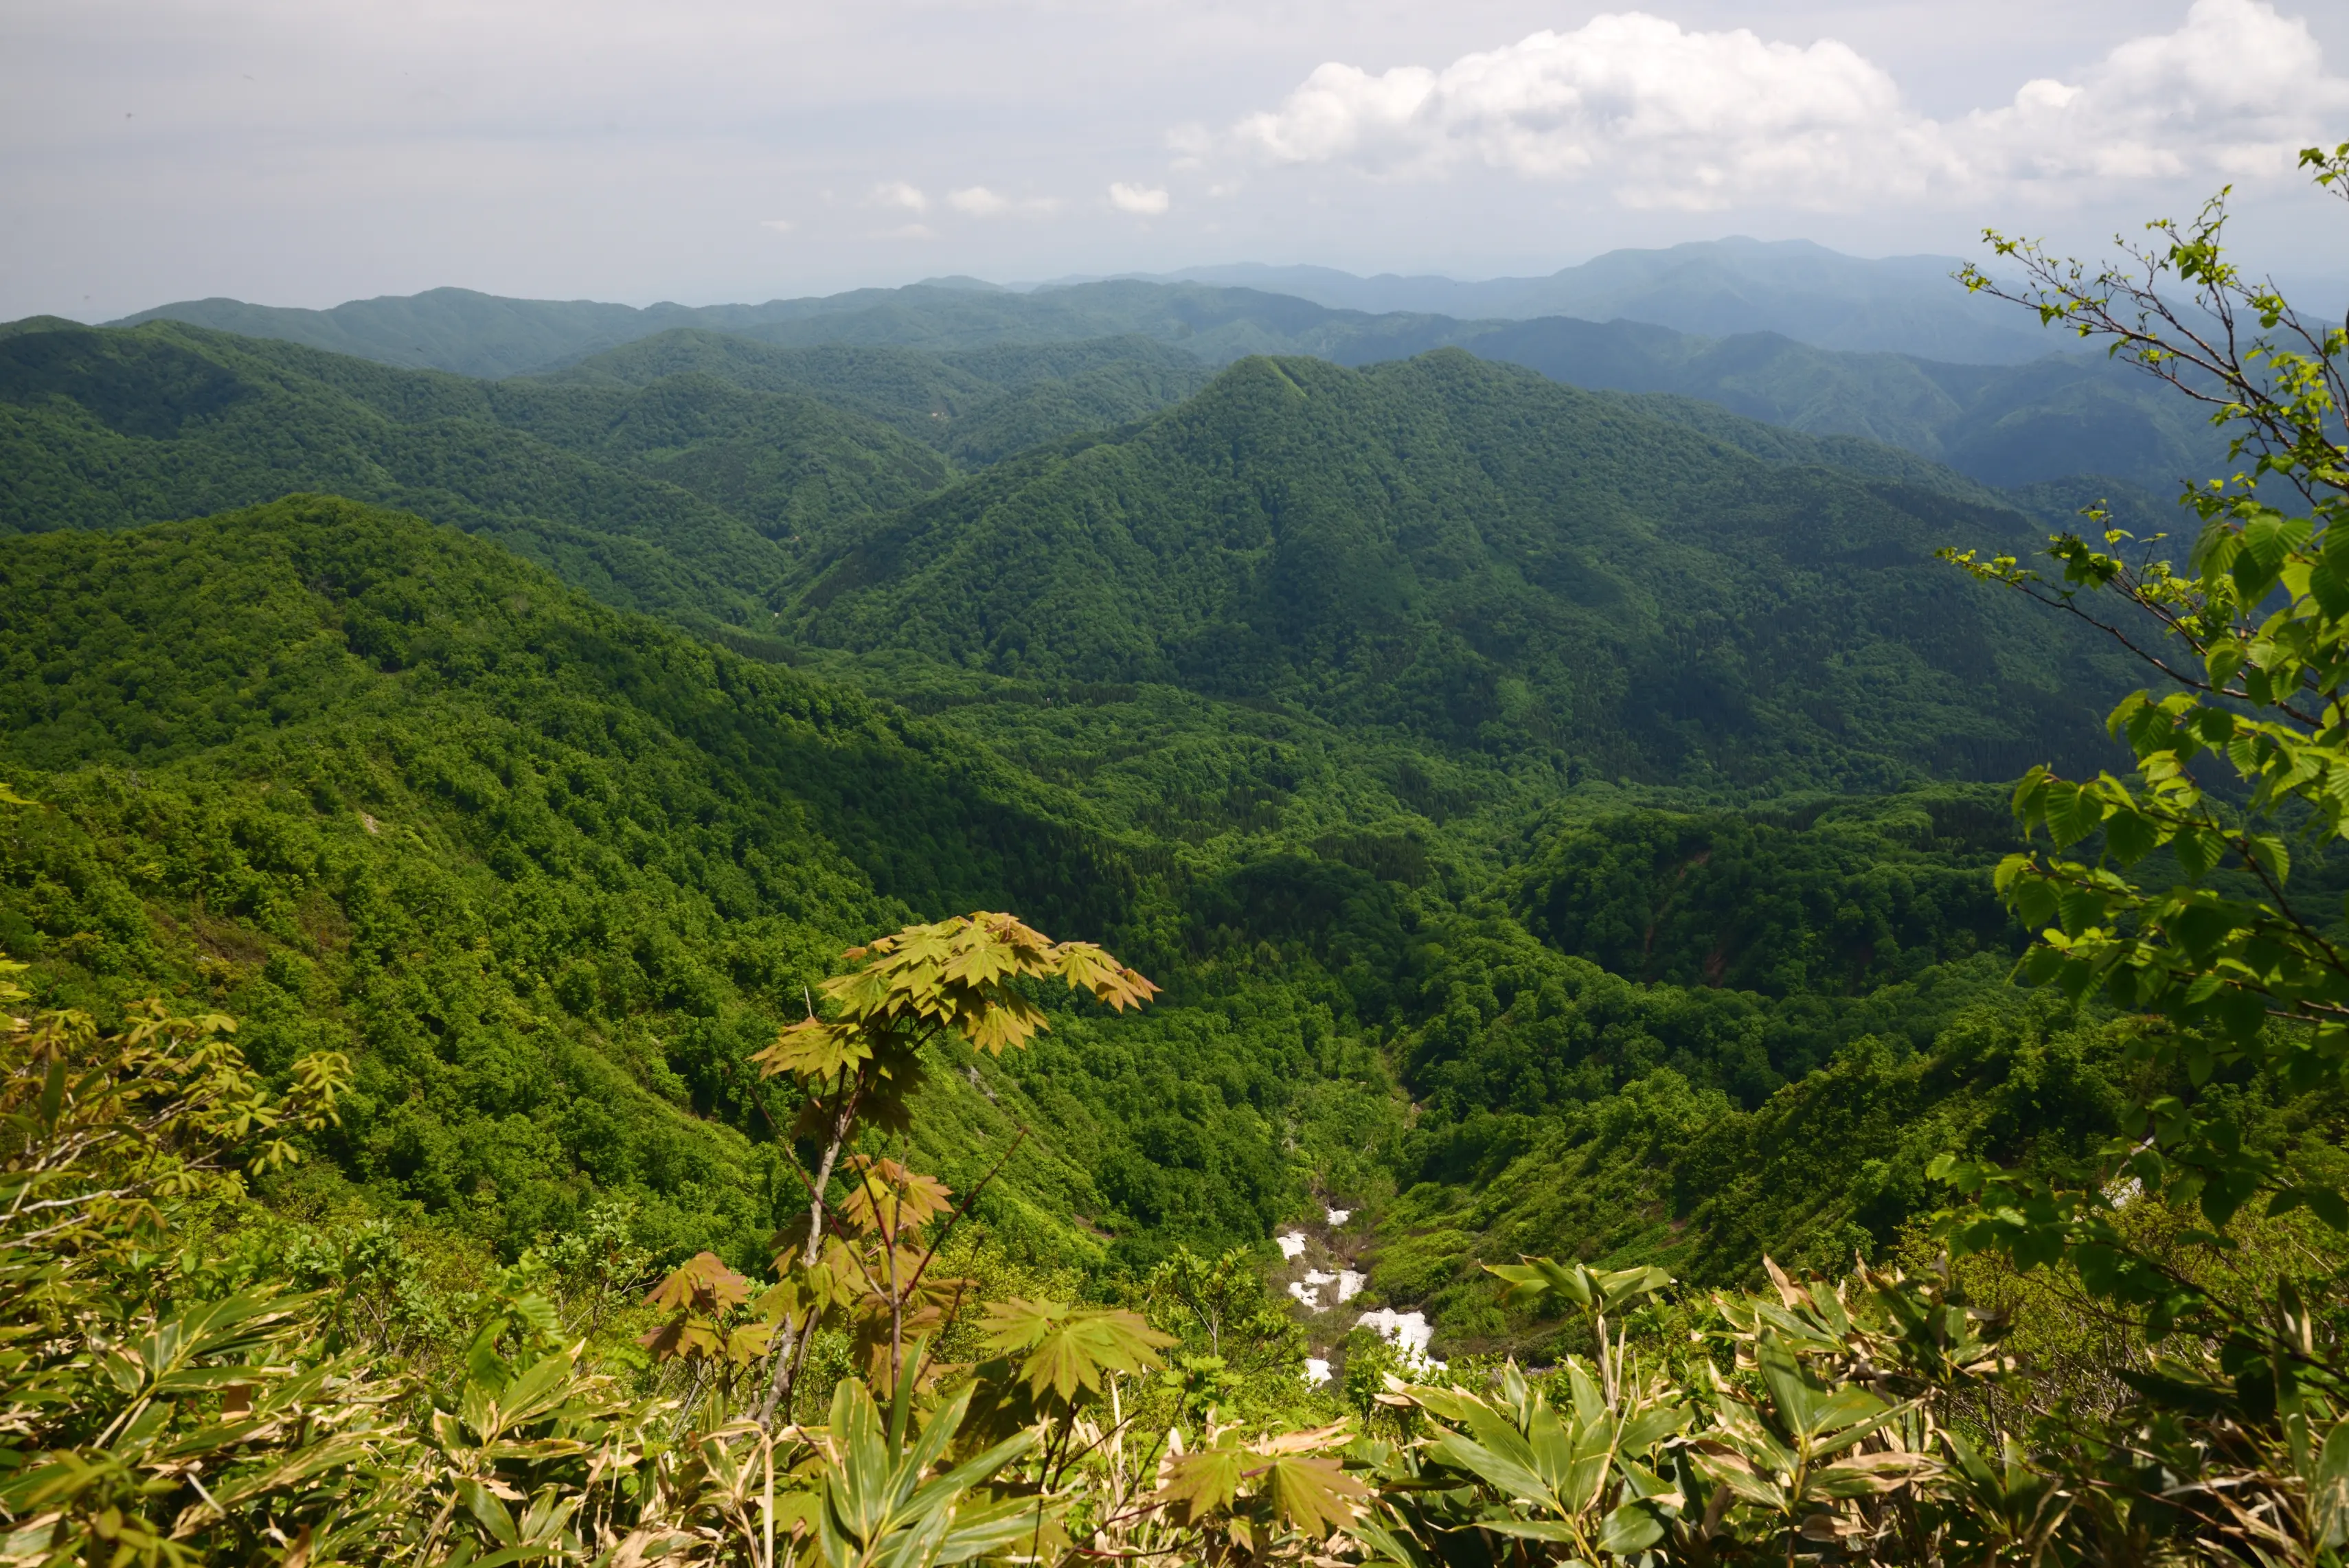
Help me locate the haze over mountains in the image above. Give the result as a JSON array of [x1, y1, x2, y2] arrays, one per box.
[[109, 240, 2223, 496], [1049, 239, 2056, 364]]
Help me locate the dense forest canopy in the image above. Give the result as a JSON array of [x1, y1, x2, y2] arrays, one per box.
[[112, 271, 2217, 491], [7, 157, 2349, 1565], [781, 350, 2135, 791]]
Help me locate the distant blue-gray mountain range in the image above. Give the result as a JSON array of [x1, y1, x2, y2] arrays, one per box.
[[106, 240, 2231, 492]]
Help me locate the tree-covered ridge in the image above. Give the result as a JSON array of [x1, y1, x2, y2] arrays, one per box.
[[537, 330, 1215, 467], [0, 317, 926, 626], [0, 317, 1236, 630], [1453, 315, 2221, 492], [111, 275, 2217, 490], [782, 350, 2134, 791], [0, 496, 1358, 1268]]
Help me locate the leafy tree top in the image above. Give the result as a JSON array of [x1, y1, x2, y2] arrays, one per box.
[[755, 911, 1158, 1084]]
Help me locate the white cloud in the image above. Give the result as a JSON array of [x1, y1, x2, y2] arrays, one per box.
[[1231, 0, 2349, 212], [871, 222, 935, 240], [868, 180, 928, 213], [947, 185, 1061, 218], [949, 185, 1010, 216], [1109, 181, 1170, 215], [1960, 0, 2346, 188], [758, 218, 793, 232]]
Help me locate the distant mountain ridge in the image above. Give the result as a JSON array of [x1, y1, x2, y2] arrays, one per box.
[[104, 280, 2216, 493], [1054, 239, 2055, 364]]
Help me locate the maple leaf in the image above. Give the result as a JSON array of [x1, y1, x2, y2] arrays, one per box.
[[644, 1252, 751, 1315], [1158, 1448, 1245, 1525], [960, 990, 1050, 1056], [1051, 944, 1159, 1011], [837, 1155, 955, 1238], [1256, 1453, 1368, 1539], [808, 912, 1157, 1058], [980, 1298, 1173, 1402], [752, 1018, 871, 1084], [725, 1318, 777, 1365], [636, 1317, 688, 1360]]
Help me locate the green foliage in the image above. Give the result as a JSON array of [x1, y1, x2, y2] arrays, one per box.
[[0, 497, 1180, 1263], [1933, 158, 2349, 1336], [1512, 799, 2019, 996], [1142, 1247, 1312, 1422], [542, 330, 1214, 469], [782, 349, 2135, 791], [113, 277, 2210, 491], [0, 317, 942, 628]]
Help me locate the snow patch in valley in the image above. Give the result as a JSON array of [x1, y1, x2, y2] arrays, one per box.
[[1278, 1231, 1308, 1260], [1302, 1269, 1365, 1305], [1356, 1308, 1443, 1370]]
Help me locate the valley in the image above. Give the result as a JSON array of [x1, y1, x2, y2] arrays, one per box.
[[12, 1, 2349, 1554], [0, 274, 2232, 1367]]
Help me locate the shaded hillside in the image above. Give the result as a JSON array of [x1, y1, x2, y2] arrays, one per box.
[[1455, 317, 2218, 491], [782, 351, 2135, 792]]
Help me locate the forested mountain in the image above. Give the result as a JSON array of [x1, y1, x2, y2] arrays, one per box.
[[0, 315, 934, 626], [111, 281, 1414, 376], [6, 313, 2103, 666], [0, 293, 2299, 1372], [0, 496, 1356, 1266], [111, 280, 2209, 490], [538, 329, 1214, 466], [780, 350, 2133, 791], [1104, 238, 2055, 362], [0, 492, 2192, 1327], [1456, 316, 2216, 492]]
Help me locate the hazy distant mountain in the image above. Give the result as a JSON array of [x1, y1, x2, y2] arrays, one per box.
[[117, 238, 2052, 376], [1098, 240, 2053, 363], [106, 285, 1026, 380], [103, 277, 2218, 491]]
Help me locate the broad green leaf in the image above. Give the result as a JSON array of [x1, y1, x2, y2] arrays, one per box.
[[1259, 1453, 1368, 1539]]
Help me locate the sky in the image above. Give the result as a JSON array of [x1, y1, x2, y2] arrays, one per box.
[[4, 0, 2347, 321]]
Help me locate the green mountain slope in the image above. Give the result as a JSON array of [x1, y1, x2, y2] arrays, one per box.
[[111, 282, 2208, 490], [782, 350, 2132, 793], [1456, 317, 2216, 491], [0, 317, 949, 626], [539, 330, 1214, 466], [0, 477, 2223, 1378], [0, 495, 1359, 1264], [107, 286, 823, 378], [0, 323, 2223, 1354]]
